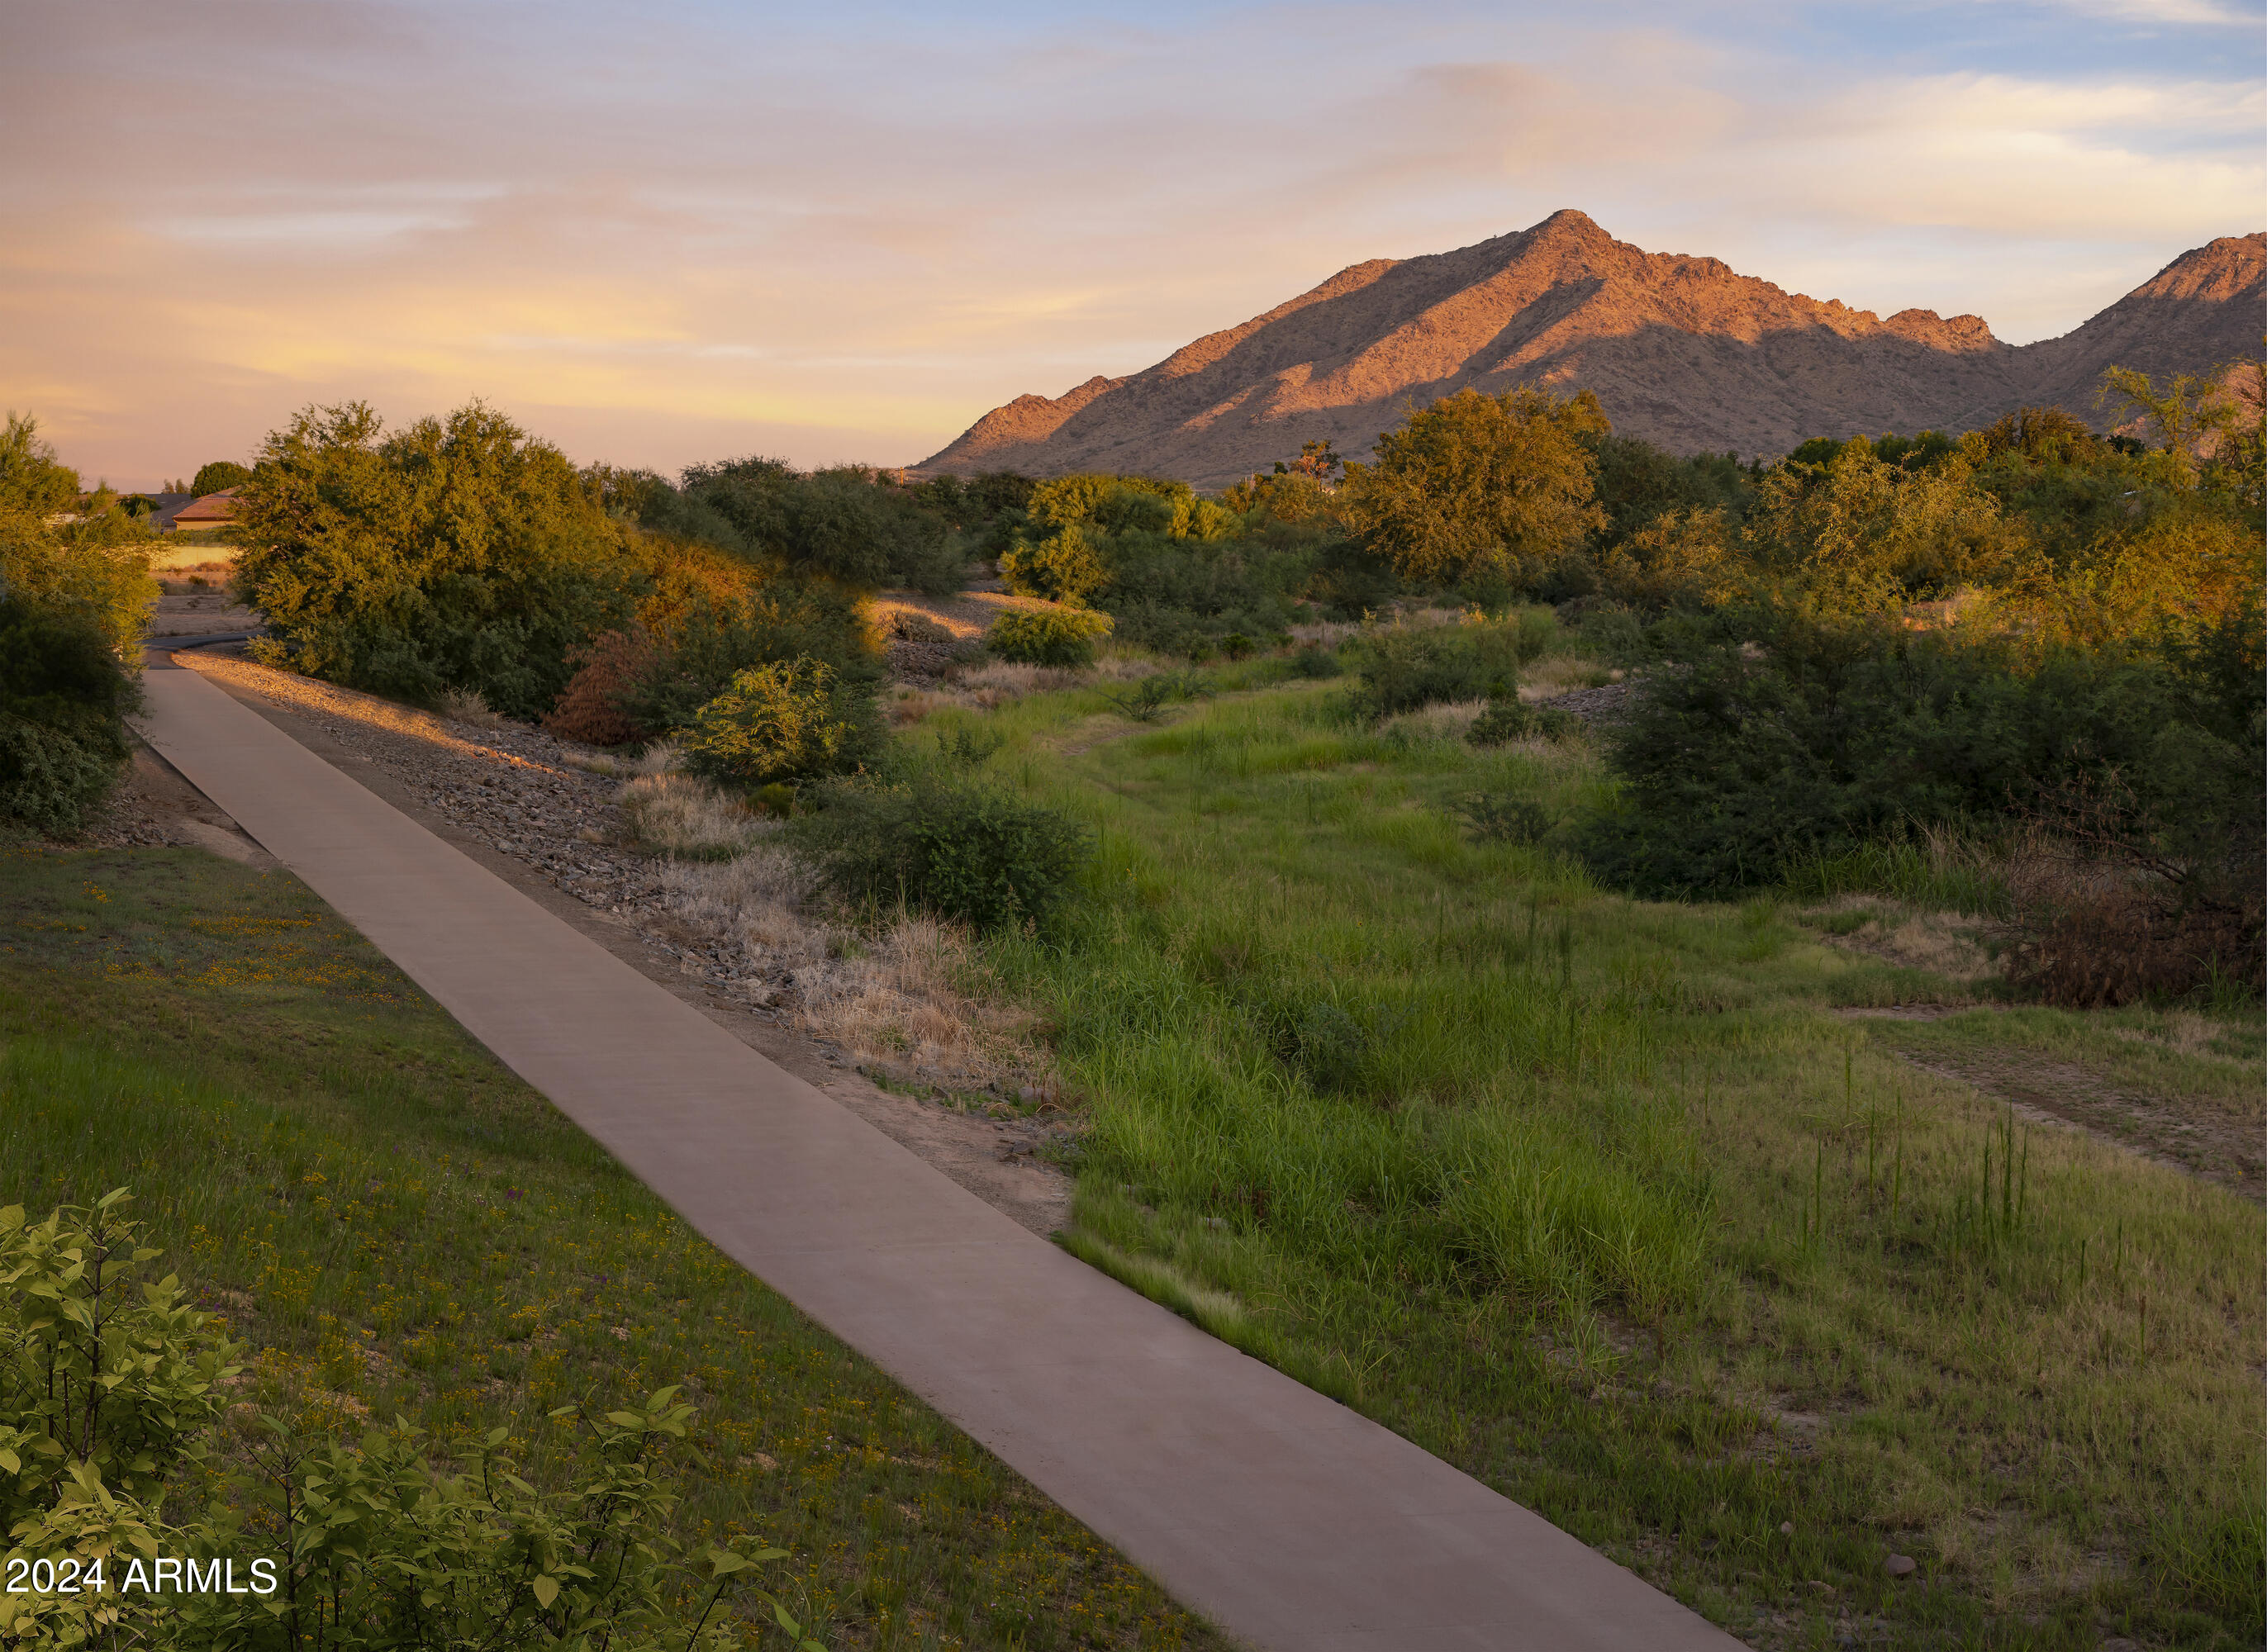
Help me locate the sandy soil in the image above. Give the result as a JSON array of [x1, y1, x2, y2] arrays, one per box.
[[147, 564, 259, 638]]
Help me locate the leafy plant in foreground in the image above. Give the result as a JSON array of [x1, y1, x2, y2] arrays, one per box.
[[0, 1193, 822, 1652]]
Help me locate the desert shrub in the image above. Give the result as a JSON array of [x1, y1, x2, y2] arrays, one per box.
[[1288, 643, 1343, 678], [544, 628, 658, 746], [667, 459, 965, 595], [1575, 623, 2250, 898], [1452, 790, 1556, 845], [1000, 523, 1109, 605], [2007, 887, 2261, 1008], [1466, 698, 1579, 746], [1347, 623, 1523, 718], [1, 420, 158, 659], [0, 596, 134, 835], [682, 657, 878, 788], [235, 402, 644, 718], [789, 775, 1090, 932], [984, 605, 1112, 667], [619, 583, 880, 737], [1338, 386, 1609, 589]]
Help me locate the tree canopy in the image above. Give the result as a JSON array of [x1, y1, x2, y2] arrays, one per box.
[[188, 458, 253, 496], [235, 401, 644, 717], [1337, 387, 1609, 585]]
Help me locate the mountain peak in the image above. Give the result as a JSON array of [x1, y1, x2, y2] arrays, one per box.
[[1533, 207, 1604, 237], [920, 218, 2265, 481]]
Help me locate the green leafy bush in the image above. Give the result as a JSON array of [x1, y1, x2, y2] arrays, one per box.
[[789, 775, 1090, 931], [682, 657, 878, 787], [983, 605, 1112, 667], [235, 402, 643, 719], [1347, 623, 1524, 718], [1452, 790, 1557, 845], [999, 524, 1109, 606], [656, 459, 967, 596], [1466, 697, 1579, 746], [0, 1193, 821, 1652], [616, 584, 879, 739], [0, 597, 134, 835], [1575, 620, 2260, 900]]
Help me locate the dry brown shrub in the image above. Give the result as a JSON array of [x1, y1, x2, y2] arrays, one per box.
[[543, 629, 653, 747], [2007, 890, 2260, 1007]]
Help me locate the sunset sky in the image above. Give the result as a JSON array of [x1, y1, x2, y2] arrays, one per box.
[[4, 0, 2260, 491]]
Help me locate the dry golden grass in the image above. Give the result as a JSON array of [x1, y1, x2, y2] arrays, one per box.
[[618, 771, 769, 861], [1379, 699, 1491, 742], [653, 848, 1030, 1085], [1518, 653, 1621, 699], [888, 655, 1162, 724], [1810, 898, 2003, 984], [436, 687, 512, 731]]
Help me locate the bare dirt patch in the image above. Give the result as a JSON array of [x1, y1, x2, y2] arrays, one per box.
[[147, 570, 259, 638], [1838, 1006, 2263, 1199]]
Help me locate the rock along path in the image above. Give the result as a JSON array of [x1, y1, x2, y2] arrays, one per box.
[[136, 655, 1744, 1652]]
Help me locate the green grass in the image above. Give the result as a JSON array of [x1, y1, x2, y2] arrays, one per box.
[[905, 668, 2265, 1650], [0, 845, 1224, 1652]]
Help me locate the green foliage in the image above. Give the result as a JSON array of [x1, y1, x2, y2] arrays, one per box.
[[681, 657, 878, 788], [0, 597, 135, 836], [1338, 387, 1609, 586], [235, 403, 643, 719], [1742, 439, 2013, 619], [1024, 474, 1190, 534], [1783, 430, 1957, 472], [186, 462, 252, 498], [1, 415, 158, 662], [1098, 672, 1210, 724], [620, 583, 878, 739], [1347, 623, 1528, 718], [1450, 790, 1557, 845], [1586, 437, 1751, 563], [659, 460, 966, 596], [1575, 622, 2254, 898], [983, 605, 1112, 667], [0, 415, 82, 520], [789, 773, 1091, 932], [1466, 698, 1579, 747], [999, 523, 1108, 605], [0, 1194, 818, 1652], [0, 1193, 237, 1531]]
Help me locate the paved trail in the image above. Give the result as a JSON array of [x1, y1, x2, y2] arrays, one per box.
[[136, 656, 1744, 1652]]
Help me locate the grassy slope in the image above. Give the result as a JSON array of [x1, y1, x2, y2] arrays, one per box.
[[930, 668, 2263, 1651], [0, 844, 1223, 1652]]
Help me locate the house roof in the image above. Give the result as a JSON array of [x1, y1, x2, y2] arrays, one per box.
[[170, 488, 240, 526]]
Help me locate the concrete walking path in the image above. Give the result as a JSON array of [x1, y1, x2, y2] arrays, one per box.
[[135, 657, 1745, 1652]]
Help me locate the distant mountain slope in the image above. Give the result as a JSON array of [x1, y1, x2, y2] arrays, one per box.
[[1998, 234, 2267, 420], [919, 215, 2265, 485]]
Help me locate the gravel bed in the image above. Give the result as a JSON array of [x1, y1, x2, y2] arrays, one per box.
[[171, 648, 672, 933], [1536, 680, 1637, 723]]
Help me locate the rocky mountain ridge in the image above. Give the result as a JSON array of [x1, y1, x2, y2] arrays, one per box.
[[920, 213, 2265, 485]]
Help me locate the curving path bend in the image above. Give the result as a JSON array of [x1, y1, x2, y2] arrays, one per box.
[[135, 653, 1743, 1652]]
